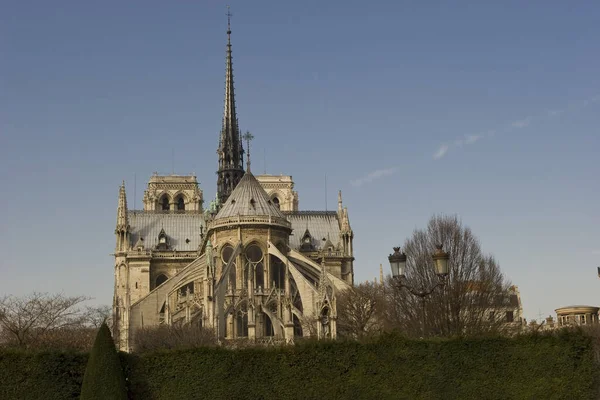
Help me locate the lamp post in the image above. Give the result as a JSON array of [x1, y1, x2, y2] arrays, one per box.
[[388, 244, 450, 337]]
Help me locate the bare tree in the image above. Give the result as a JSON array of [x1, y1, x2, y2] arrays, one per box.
[[0, 292, 111, 350], [83, 304, 112, 329], [385, 215, 513, 337], [336, 282, 385, 339]]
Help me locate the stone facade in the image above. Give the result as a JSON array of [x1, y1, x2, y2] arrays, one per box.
[[142, 174, 203, 212], [255, 174, 299, 211]]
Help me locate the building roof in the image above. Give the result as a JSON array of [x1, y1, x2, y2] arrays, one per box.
[[215, 172, 287, 220], [129, 211, 205, 252], [285, 211, 340, 251], [555, 305, 600, 313]]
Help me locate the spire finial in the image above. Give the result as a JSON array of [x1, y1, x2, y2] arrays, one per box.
[[226, 5, 232, 42], [242, 131, 254, 172], [217, 5, 244, 204]]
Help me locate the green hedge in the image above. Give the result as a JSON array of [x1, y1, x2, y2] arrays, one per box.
[[0, 331, 598, 399], [0, 350, 87, 399]]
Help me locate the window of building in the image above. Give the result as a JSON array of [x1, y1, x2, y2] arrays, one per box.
[[160, 196, 170, 211], [255, 264, 264, 290], [222, 245, 235, 264], [176, 195, 185, 211], [236, 305, 248, 337], [264, 314, 274, 337], [244, 244, 263, 291], [179, 282, 194, 296], [506, 311, 514, 323], [580, 315, 586, 325], [156, 274, 168, 288], [270, 255, 285, 289], [272, 196, 280, 209]]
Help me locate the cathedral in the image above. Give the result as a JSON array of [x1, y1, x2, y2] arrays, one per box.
[[112, 18, 354, 351]]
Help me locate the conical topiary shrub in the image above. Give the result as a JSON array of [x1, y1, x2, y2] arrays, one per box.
[[80, 322, 127, 400]]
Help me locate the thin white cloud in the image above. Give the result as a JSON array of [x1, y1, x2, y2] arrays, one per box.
[[512, 117, 531, 129], [465, 134, 482, 144], [433, 144, 449, 160], [432, 95, 597, 162], [547, 109, 564, 117], [350, 167, 398, 187]]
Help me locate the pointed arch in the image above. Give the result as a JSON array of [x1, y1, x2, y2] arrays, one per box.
[[158, 193, 171, 211], [270, 191, 285, 210], [155, 274, 168, 288], [172, 191, 188, 211]]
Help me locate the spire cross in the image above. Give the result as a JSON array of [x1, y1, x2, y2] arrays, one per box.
[[226, 6, 232, 39], [243, 131, 254, 172]]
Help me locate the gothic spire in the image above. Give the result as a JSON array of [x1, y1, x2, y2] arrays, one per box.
[[217, 7, 245, 206], [116, 181, 129, 232], [115, 181, 130, 252]]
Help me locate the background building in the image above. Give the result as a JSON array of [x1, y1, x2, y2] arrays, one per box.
[[555, 305, 599, 327]]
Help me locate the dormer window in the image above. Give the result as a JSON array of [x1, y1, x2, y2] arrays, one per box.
[[300, 229, 314, 252], [157, 228, 169, 250]]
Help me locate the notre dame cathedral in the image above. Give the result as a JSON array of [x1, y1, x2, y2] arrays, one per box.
[[112, 17, 354, 352]]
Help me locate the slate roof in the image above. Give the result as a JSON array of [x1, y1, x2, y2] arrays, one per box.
[[284, 211, 341, 251], [215, 172, 287, 220], [129, 211, 205, 251]]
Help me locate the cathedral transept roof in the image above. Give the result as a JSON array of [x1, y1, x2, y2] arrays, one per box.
[[129, 211, 205, 252], [284, 211, 341, 251]]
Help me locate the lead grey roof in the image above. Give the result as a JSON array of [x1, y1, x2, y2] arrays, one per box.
[[284, 211, 340, 251], [215, 172, 287, 220], [129, 211, 205, 251]]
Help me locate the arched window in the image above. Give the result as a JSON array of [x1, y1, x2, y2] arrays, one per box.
[[245, 244, 264, 291], [222, 244, 236, 291], [290, 277, 303, 312], [155, 274, 168, 288], [270, 255, 285, 290], [264, 314, 274, 337], [272, 196, 280, 209], [160, 195, 170, 211], [236, 305, 248, 337], [221, 245, 235, 264], [176, 195, 185, 211], [179, 282, 194, 296], [293, 314, 303, 337], [256, 264, 264, 290]]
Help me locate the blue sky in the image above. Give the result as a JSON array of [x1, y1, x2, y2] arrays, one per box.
[[1, 1, 599, 321]]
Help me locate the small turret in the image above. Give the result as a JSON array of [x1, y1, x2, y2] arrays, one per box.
[[337, 190, 343, 217], [115, 181, 130, 252], [116, 181, 129, 231]]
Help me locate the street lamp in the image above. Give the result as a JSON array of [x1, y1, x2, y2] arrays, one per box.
[[388, 244, 450, 337]]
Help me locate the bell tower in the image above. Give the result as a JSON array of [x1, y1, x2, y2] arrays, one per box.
[[217, 8, 245, 206]]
